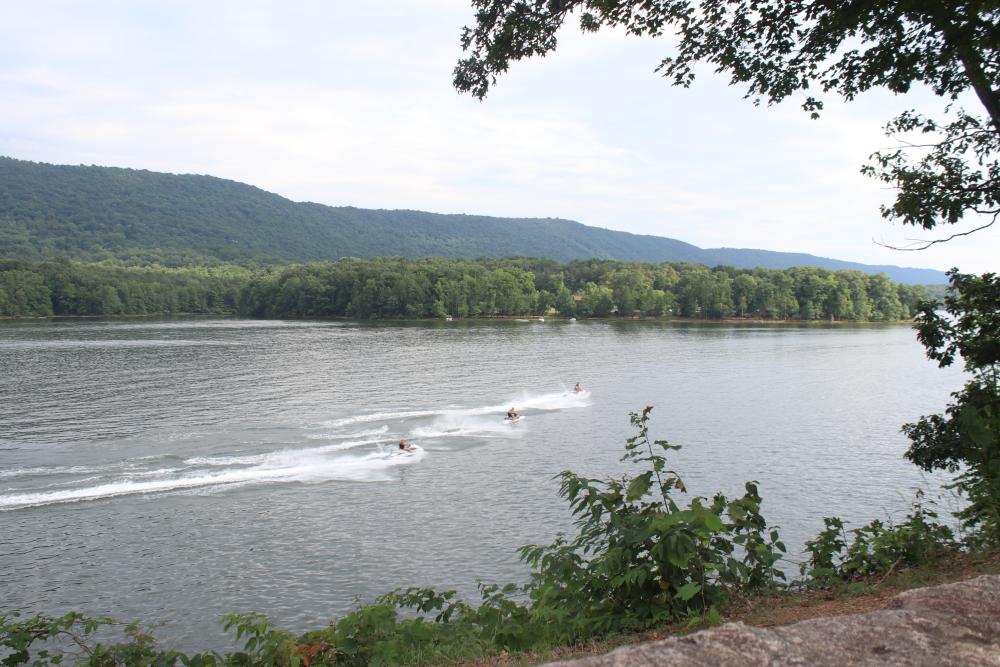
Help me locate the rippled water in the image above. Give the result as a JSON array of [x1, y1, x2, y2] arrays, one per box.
[[0, 318, 964, 650]]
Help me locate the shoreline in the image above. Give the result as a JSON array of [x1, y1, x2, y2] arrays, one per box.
[[0, 313, 917, 325]]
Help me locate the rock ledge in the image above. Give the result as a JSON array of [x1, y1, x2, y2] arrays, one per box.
[[546, 575, 1000, 666]]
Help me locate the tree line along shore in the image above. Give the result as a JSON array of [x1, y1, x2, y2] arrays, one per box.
[[0, 256, 935, 321]]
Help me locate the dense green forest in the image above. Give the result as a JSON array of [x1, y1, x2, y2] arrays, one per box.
[[0, 257, 928, 321], [0, 157, 946, 284]]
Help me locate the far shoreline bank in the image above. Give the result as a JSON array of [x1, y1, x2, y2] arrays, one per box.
[[0, 312, 917, 326]]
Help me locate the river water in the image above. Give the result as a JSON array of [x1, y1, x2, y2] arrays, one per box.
[[0, 318, 964, 650]]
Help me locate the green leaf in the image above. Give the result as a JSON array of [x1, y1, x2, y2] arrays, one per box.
[[626, 472, 653, 501], [675, 582, 702, 601], [703, 513, 724, 532]]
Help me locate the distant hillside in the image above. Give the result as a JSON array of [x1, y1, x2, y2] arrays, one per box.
[[698, 247, 944, 284], [0, 157, 946, 284]]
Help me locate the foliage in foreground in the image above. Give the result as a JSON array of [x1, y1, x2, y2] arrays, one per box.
[[903, 270, 1000, 543], [800, 492, 957, 587], [1, 408, 968, 666]]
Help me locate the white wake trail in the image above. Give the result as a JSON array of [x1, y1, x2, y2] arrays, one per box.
[[1, 447, 424, 511], [321, 389, 590, 432]]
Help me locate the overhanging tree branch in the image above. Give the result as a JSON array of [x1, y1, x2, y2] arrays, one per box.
[[875, 211, 999, 251], [455, 0, 1000, 243]]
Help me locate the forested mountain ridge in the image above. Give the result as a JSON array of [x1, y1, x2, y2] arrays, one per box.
[[0, 156, 945, 283]]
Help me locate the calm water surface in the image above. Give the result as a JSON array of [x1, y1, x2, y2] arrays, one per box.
[[0, 318, 963, 650]]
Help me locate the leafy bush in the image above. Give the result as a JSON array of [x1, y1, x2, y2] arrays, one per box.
[[517, 406, 785, 644], [903, 270, 1000, 544], [800, 493, 957, 586], [0, 612, 186, 667]]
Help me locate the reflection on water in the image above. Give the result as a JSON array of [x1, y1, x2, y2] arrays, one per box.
[[0, 318, 963, 650]]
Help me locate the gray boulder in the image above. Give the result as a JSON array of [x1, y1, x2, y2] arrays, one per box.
[[546, 575, 1000, 666]]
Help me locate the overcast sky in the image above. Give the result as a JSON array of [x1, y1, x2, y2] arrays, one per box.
[[2, 1, 996, 273]]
